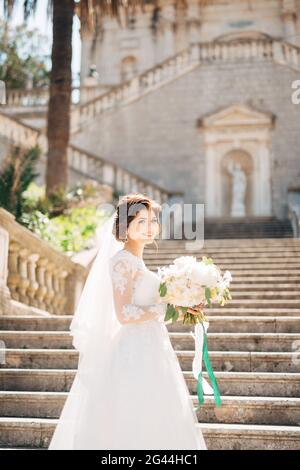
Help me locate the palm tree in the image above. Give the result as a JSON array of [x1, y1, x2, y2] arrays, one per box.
[[3, 0, 156, 198]]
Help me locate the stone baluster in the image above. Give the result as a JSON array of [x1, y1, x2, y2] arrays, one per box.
[[36, 258, 48, 310], [17, 248, 30, 304], [65, 265, 86, 315], [0, 226, 11, 315], [27, 253, 40, 307], [57, 270, 68, 314], [44, 262, 56, 313], [7, 241, 21, 302]]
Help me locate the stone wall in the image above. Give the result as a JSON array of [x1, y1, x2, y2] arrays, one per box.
[[72, 59, 300, 219]]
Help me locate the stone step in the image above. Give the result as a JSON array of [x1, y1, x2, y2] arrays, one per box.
[[0, 418, 54, 448], [229, 276, 300, 283], [170, 333, 300, 352], [1, 315, 298, 333], [177, 351, 300, 373], [1, 349, 299, 372], [193, 396, 300, 426], [156, 239, 300, 247], [227, 284, 300, 291], [196, 276, 300, 283], [201, 308, 300, 317], [0, 349, 79, 369], [184, 371, 300, 398], [0, 369, 75, 392], [146, 261, 300, 270], [167, 316, 300, 333], [1, 369, 299, 397], [1, 418, 299, 450], [0, 331, 73, 349], [145, 250, 300, 258], [1, 330, 299, 352], [1, 391, 299, 427], [150, 267, 300, 277], [0, 316, 71, 332], [223, 291, 300, 299], [197, 423, 300, 450], [212, 299, 300, 308], [146, 250, 300, 258], [0, 392, 67, 419], [146, 255, 300, 264]]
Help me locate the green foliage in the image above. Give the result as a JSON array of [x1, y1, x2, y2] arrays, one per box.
[[16, 179, 113, 256], [20, 205, 108, 256], [165, 304, 179, 323], [205, 287, 212, 307], [159, 282, 167, 297], [0, 145, 40, 221], [0, 20, 50, 89]]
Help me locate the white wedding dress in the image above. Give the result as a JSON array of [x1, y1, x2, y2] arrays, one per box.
[[49, 248, 207, 450]]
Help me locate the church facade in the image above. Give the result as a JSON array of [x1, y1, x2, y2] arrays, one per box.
[[75, 0, 300, 220]]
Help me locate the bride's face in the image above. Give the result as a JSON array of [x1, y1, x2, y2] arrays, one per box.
[[127, 208, 160, 244]]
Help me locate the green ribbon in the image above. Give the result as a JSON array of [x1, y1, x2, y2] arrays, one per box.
[[196, 322, 222, 410]]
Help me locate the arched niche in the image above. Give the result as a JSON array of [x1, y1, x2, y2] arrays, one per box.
[[221, 149, 254, 217], [198, 104, 275, 218], [121, 56, 138, 82]]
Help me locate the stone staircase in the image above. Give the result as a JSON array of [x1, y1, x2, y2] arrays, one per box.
[[1, 36, 300, 206], [203, 217, 294, 239], [3, 37, 300, 135], [0, 237, 300, 450]]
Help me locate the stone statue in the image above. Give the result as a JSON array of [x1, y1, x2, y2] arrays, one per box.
[[228, 161, 247, 216]]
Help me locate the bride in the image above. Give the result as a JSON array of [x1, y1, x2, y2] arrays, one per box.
[[48, 193, 207, 450]]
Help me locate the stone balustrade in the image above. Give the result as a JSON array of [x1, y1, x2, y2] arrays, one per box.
[[3, 38, 300, 126], [73, 38, 300, 132], [76, 45, 199, 130], [0, 113, 182, 204], [0, 208, 87, 315], [68, 145, 182, 204], [0, 112, 47, 151], [4, 85, 111, 107]]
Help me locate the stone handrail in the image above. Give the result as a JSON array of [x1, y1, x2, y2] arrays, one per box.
[[4, 84, 113, 107], [0, 208, 87, 315], [0, 112, 46, 150], [72, 38, 300, 132], [74, 45, 199, 131], [68, 144, 182, 203]]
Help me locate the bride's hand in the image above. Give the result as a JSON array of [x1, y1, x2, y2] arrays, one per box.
[[175, 306, 185, 321], [187, 301, 205, 316]]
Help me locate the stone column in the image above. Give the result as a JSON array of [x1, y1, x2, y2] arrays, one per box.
[[162, 3, 176, 60], [187, 0, 201, 44], [0, 227, 11, 315], [281, 0, 297, 44]]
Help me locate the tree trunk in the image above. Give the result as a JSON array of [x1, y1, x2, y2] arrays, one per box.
[[46, 0, 74, 197]]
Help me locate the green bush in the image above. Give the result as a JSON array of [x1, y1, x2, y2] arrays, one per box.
[[20, 205, 109, 256], [0, 145, 40, 221]]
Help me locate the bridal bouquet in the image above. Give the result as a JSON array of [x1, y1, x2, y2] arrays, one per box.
[[157, 255, 232, 324], [157, 255, 232, 409]]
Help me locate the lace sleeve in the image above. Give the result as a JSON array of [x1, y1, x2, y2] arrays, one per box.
[[110, 256, 167, 325]]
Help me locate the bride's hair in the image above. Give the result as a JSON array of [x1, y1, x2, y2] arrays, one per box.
[[113, 193, 161, 249]]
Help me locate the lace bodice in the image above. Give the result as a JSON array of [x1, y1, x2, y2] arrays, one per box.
[[109, 249, 167, 325]]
